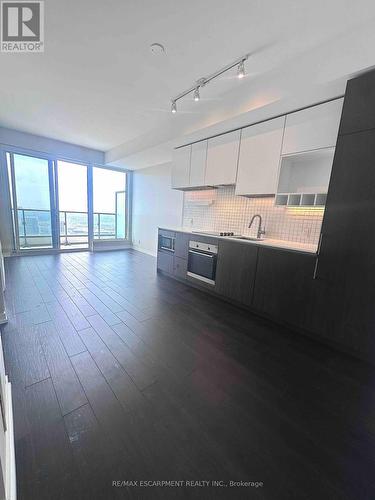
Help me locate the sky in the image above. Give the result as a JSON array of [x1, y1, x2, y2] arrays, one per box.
[[13, 155, 126, 215]]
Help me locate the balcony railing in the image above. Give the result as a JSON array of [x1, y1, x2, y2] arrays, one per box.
[[59, 210, 88, 247], [59, 211, 117, 244], [17, 208, 52, 248], [93, 212, 116, 240], [17, 208, 118, 248]]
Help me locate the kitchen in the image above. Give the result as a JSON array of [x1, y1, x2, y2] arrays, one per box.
[[2, 2, 375, 499], [158, 90, 360, 356]]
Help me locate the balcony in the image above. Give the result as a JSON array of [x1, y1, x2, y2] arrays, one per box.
[[17, 209, 117, 248], [60, 211, 117, 246], [17, 209, 52, 248]]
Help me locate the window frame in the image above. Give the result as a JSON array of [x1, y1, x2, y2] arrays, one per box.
[[92, 164, 131, 243], [1, 145, 132, 254]]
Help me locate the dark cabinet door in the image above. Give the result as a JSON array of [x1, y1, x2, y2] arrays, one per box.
[[317, 131, 375, 283], [157, 251, 174, 274], [252, 248, 316, 331], [313, 128, 375, 355], [173, 256, 187, 280], [215, 241, 258, 306], [174, 232, 190, 260]]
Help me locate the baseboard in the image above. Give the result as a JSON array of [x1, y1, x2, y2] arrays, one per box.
[[131, 245, 156, 257], [6, 379, 16, 500], [93, 242, 131, 252]]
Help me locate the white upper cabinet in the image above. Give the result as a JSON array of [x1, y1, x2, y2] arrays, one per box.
[[190, 140, 207, 187], [205, 130, 241, 186], [171, 99, 343, 191], [282, 98, 344, 155], [171, 145, 191, 189], [235, 116, 285, 196]]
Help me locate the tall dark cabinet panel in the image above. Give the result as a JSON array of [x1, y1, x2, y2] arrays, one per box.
[[215, 241, 258, 306], [174, 232, 190, 260], [314, 69, 375, 359], [339, 69, 375, 135], [253, 248, 316, 332]]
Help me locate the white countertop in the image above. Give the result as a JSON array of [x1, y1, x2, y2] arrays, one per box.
[[159, 227, 318, 254]]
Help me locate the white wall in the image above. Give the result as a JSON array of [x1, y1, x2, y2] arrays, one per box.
[[132, 162, 183, 256], [0, 127, 105, 165]]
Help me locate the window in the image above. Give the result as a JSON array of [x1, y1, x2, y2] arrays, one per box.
[[12, 153, 53, 249], [57, 161, 88, 248], [6, 150, 130, 252], [93, 167, 127, 240]]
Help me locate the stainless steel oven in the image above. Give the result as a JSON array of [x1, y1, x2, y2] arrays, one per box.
[[187, 241, 218, 285], [158, 234, 175, 252]]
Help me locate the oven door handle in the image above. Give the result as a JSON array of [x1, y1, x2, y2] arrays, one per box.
[[188, 250, 214, 258]]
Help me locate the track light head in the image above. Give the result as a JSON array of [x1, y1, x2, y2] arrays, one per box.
[[237, 60, 245, 79], [170, 55, 248, 109]]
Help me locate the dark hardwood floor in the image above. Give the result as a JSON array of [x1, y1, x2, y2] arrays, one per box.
[[1, 249, 375, 499]]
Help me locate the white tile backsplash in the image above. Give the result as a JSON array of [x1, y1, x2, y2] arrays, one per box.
[[182, 186, 324, 246]]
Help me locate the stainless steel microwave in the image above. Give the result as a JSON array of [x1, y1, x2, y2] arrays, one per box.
[[158, 234, 175, 252]]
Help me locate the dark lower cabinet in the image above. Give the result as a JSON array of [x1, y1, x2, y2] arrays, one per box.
[[215, 240, 258, 306], [157, 251, 187, 280], [174, 232, 190, 260], [173, 256, 187, 279], [252, 248, 316, 331], [157, 251, 174, 274]]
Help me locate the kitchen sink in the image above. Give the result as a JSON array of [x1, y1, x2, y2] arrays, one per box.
[[230, 236, 265, 241]]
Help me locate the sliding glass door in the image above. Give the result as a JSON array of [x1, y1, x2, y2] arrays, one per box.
[[93, 167, 128, 240], [6, 151, 130, 253], [12, 153, 54, 249], [57, 161, 89, 249]]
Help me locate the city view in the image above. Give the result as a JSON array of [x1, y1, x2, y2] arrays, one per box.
[[10, 154, 127, 249], [17, 209, 118, 247]]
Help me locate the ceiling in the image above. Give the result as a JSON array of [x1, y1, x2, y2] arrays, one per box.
[[1, 0, 375, 169]]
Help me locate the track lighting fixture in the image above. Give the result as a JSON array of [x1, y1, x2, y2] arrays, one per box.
[[170, 54, 248, 113], [237, 59, 245, 79]]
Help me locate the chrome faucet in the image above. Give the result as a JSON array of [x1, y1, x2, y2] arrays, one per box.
[[248, 214, 265, 239]]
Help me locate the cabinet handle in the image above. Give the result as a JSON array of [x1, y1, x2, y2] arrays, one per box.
[[188, 250, 214, 258], [313, 257, 319, 280], [317, 232, 323, 254], [0, 394, 6, 431], [313, 233, 323, 280]]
